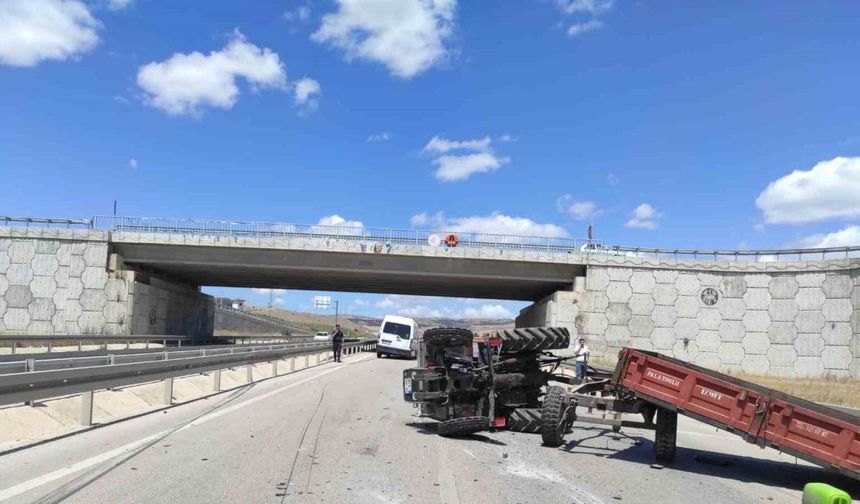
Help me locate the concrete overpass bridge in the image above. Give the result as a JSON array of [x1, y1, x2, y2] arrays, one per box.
[[1, 216, 859, 379]]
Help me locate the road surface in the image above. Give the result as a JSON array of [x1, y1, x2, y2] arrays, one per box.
[[0, 353, 857, 504]]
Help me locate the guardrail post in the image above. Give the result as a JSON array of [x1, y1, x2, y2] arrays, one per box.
[[81, 391, 94, 426], [290, 357, 295, 372], [213, 370, 221, 392], [47, 340, 52, 353], [305, 355, 309, 368], [163, 378, 174, 405], [271, 360, 277, 377], [11, 341, 16, 355], [24, 358, 36, 406], [246, 365, 253, 383]]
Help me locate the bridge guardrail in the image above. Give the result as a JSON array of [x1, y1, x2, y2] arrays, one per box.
[[0, 339, 376, 425]]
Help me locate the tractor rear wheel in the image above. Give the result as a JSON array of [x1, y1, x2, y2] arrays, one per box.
[[423, 327, 474, 349], [654, 407, 677, 462], [540, 386, 568, 447], [506, 408, 542, 433], [494, 327, 570, 354], [437, 416, 489, 437]]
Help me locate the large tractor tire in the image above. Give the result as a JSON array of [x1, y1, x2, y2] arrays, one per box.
[[423, 327, 474, 349], [506, 408, 542, 433], [540, 386, 568, 447], [654, 407, 678, 462], [437, 416, 489, 437], [494, 327, 570, 354]]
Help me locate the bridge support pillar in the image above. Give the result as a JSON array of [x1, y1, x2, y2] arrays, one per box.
[[80, 390, 94, 426]]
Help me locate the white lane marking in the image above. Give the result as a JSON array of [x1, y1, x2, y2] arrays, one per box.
[[0, 355, 373, 503], [461, 448, 476, 460]]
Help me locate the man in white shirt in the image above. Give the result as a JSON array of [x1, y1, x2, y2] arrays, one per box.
[[573, 338, 589, 380]]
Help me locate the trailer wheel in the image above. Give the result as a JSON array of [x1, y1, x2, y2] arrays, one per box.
[[506, 408, 542, 433], [437, 416, 489, 437], [654, 408, 677, 462], [540, 386, 568, 447], [494, 327, 570, 354]]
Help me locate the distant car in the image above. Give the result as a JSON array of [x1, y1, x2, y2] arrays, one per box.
[[313, 331, 331, 342]]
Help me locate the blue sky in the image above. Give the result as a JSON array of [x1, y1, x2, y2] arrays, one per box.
[[2, 0, 859, 318]]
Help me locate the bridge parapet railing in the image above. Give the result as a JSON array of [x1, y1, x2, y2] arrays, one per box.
[[4, 215, 860, 262]]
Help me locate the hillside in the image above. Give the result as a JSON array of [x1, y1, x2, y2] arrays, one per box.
[[246, 306, 514, 337]]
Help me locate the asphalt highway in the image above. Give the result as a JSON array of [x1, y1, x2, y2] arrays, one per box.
[[0, 353, 857, 504]]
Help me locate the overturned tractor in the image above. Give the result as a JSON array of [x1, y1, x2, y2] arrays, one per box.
[[402, 327, 583, 445]]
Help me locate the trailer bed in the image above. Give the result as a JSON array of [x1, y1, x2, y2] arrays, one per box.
[[612, 348, 860, 481]]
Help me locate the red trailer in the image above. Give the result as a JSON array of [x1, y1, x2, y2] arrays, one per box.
[[607, 348, 860, 481]]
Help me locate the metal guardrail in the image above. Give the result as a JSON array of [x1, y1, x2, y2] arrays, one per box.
[[3, 215, 860, 262], [0, 339, 376, 425], [0, 334, 216, 354], [0, 216, 92, 228]]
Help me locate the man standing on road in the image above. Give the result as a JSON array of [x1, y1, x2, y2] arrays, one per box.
[[331, 324, 344, 362], [573, 338, 589, 380]]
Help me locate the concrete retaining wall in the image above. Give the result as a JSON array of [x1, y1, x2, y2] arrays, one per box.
[[0, 228, 213, 336], [518, 259, 860, 378]]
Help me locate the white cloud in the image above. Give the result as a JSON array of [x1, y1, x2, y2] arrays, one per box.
[[796, 226, 860, 248], [607, 172, 619, 186], [0, 0, 100, 67], [433, 153, 509, 182], [294, 77, 321, 109], [284, 5, 311, 22], [497, 134, 516, 143], [374, 295, 443, 317], [557, 0, 613, 14], [756, 157, 860, 225], [463, 304, 513, 319], [367, 132, 390, 142], [567, 19, 603, 36], [108, 0, 133, 11], [274, 297, 286, 305], [252, 288, 287, 295], [556, 194, 601, 221], [311, 0, 456, 79], [423, 135, 509, 182], [136, 31, 288, 116], [128, 158, 138, 169], [423, 135, 492, 154], [625, 203, 661, 230], [317, 214, 364, 228], [411, 211, 570, 238]]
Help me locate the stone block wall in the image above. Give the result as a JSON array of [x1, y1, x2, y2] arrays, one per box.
[[0, 228, 214, 336], [575, 263, 860, 378]]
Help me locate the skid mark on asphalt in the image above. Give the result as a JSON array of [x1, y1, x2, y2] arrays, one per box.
[[502, 456, 605, 504]]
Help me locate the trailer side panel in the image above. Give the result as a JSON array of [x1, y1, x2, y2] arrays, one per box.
[[614, 348, 860, 480]]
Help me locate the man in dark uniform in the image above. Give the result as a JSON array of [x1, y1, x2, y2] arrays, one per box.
[[331, 324, 344, 362]]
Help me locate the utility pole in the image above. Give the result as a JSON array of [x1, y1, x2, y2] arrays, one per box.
[[268, 290, 274, 309]]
